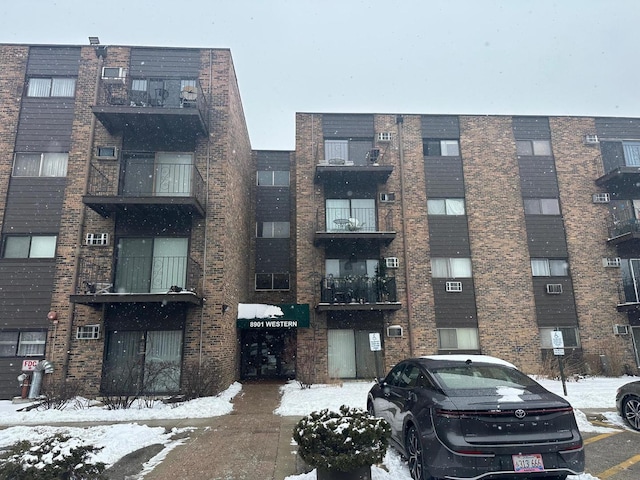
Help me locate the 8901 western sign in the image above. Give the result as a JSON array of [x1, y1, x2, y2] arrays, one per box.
[[248, 320, 298, 328]]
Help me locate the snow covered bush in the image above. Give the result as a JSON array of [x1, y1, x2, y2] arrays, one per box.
[[293, 405, 390, 472], [0, 433, 106, 479]]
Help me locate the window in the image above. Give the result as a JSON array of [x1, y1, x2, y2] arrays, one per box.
[[438, 328, 479, 350], [257, 222, 290, 238], [424, 139, 460, 156], [13, 153, 68, 177], [3, 235, 57, 258], [540, 327, 580, 349], [516, 140, 552, 156], [431, 258, 472, 278], [255, 273, 290, 290], [27, 77, 76, 97], [523, 198, 561, 215], [531, 258, 569, 277], [427, 198, 465, 215], [0, 331, 46, 357], [623, 141, 640, 166], [257, 171, 290, 186]]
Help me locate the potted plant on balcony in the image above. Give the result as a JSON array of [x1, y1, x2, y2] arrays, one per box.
[[293, 405, 390, 480]]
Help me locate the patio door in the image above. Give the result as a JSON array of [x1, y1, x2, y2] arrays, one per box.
[[150, 238, 188, 293], [328, 329, 356, 377], [155, 153, 192, 197]]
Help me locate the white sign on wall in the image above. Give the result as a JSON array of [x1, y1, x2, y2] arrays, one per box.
[[369, 333, 382, 352]]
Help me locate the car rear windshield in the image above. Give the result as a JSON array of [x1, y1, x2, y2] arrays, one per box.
[[430, 364, 541, 395]]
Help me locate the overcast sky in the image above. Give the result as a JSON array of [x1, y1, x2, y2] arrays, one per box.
[[1, 0, 637, 150]]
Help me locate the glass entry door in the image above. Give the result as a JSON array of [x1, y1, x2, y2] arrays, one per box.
[[241, 330, 296, 379]]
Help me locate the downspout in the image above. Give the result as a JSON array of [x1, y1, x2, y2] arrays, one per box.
[[61, 48, 104, 379], [396, 115, 415, 355], [198, 49, 213, 365]]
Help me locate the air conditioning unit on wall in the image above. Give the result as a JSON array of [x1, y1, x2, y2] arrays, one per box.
[[584, 134, 599, 145], [614, 324, 629, 335], [377, 132, 392, 142], [385, 257, 399, 268], [387, 325, 403, 337], [76, 325, 101, 340], [101, 66, 127, 83]]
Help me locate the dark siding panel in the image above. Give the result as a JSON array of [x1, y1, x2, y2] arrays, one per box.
[[596, 118, 640, 139], [27, 46, 80, 76], [433, 279, 477, 327], [0, 359, 27, 399], [600, 141, 625, 172], [518, 158, 559, 197], [512, 117, 551, 139], [323, 114, 374, 138], [428, 217, 470, 256], [115, 213, 191, 236], [256, 238, 290, 272], [106, 304, 186, 331], [525, 216, 568, 257], [15, 99, 75, 152], [129, 48, 201, 77], [425, 158, 465, 197], [123, 130, 196, 153], [421, 115, 460, 138], [3, 178, 66, 232], [256, 188, 290, 220], [532, 278, 578, 326], [256, 151, 292, 170], [0, 261, 56, 327]]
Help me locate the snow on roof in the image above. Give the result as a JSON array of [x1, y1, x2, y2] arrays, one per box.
[[237, 303, 284, 319], [421, 354, 517, 368]]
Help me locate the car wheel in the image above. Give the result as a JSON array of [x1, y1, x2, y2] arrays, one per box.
[[622, 394, 640, 431], [367, 400, 376, 417], [406, 425, 430, 480]]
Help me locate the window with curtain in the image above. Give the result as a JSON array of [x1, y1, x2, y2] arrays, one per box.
[[427, 198, 465, 215], [17, 331, 46, 356], [623, 142, 640, 167], [13, 153, 68, 177], [540, 327, 580, 348], [423, 139, 460, 156], [438, 328, 479, 350], [27, 77, 76, 97], [257, 171, 290, 186], [3, 235, 57, 258], [0, 331, 19, 356], [516, 140, 552, 156], [255, 273, 290, 290], [531, 258, 569, 276], [431, 258, 472, 278], [524, 198, 561, 215], [257, 222, 290, 238]]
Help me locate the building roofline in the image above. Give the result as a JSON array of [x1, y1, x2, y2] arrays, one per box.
[[0, 42, 232, 52], [296, 111, 640, 121]]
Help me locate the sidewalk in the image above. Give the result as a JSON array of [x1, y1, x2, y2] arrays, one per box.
[[142, 382, 300, 480]]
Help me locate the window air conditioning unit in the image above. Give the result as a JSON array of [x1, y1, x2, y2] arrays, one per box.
[[387, 325, 403, 338], [76, 324, 101, 340], [614, 324, 629, 335], [446, 281, 463, 292], [85, 233, 109, 246], [95, 146, 118, 160], [385, 257, 399, 269], [101, 67, 126, 83], [584, 134, 599, 145], [602, 257, 621, 268], [592, 193, 610, 203], [377, 132, 392, 142], [379, 192, 396, 203], [546, 283, 563, 294]]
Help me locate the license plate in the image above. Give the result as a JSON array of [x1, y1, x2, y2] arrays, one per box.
[[512, 454, 544, 472]]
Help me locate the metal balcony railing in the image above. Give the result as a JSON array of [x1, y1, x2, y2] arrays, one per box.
[[319, 275, 397, 304], [86, 159, 205, 206], [76, 255, 202, 295], [607, 215, 640, 240], [319, 207, 394, 232], [98, 79, 209, 124]]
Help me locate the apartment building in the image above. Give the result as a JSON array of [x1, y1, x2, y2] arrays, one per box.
[[0, 42, 253, 399], [1, 41, 639, 399], [290, 113, 640, 381]]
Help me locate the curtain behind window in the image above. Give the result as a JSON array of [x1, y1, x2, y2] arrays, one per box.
[[144, 330, 182, 393], [17, 332, 46, 356], [41, 153, 68, 177], [27, 78, 51, 97], [51, 78, 76, 97]]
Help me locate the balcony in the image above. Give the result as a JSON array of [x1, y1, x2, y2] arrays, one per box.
[[617, 279, 640, 312], [314, 207, 396, 247], [317, 275, 401, 311], [595, 144, 640, 196], [83, 159, 206, 218], [92, 79, 208, 137], [606, 216, 640, 246], [70, 255, 203, 306], [315, 150, 393, 185]]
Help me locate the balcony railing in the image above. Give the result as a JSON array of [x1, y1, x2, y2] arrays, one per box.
[[607, 216, 640, 241], [86, 160, 205, 206], [319, 207, 394, 232], [75, 255, 202, 295], [319, 275, 397, 304]]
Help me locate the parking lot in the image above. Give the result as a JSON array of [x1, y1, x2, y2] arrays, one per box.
[[583, 427, 640, 479]]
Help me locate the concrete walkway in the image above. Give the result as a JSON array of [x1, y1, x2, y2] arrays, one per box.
[[143, 382, 300, 480]]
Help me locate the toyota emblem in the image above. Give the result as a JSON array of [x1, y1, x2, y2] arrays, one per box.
[[514, 409, 526, 419]]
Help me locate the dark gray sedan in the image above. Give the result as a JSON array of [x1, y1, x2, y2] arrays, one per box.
[[367, 355, 584, 480], [616, 380, 640, 431]]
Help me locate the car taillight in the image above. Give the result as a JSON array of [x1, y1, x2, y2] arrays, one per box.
[[435, 408, 467, 419]]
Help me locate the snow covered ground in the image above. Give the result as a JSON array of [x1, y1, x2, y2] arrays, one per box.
[[0, 375, 635, 480]]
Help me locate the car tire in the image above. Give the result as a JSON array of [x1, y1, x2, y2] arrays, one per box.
[[622, 394, 640, 431], [406, 425, 431, 480], [367, 400, 376, 417]]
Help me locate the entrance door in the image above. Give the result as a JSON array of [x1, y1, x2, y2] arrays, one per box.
[[328, 329, 381, 378], [241, 330, 296, 379]]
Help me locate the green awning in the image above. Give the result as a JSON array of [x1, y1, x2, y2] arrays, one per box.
[[236, 303, 309, 329]]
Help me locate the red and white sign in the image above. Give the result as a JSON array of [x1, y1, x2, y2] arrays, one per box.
[[21, 359, 39, 371]]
